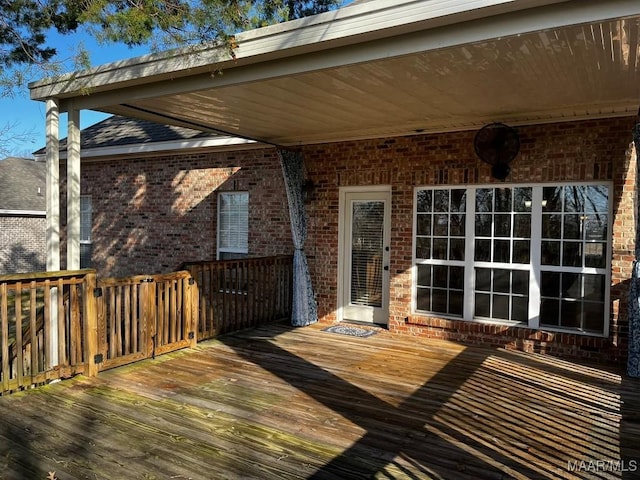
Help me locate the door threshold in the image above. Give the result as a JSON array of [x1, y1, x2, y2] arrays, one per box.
[[340, 320, 388, 330]]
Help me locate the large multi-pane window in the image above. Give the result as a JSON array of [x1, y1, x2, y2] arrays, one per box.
[[415, 189, 466, 316], [413, 183, 611, 335], [538, 185, 609, 333]]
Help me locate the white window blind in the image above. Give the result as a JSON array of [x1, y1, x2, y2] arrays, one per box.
[[350, 200, 384, 308], [218, 192, 249, 257]]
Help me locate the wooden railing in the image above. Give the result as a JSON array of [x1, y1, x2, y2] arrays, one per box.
[[183, 255, 293, 340], [0, 256, 293, 395], [0, 270, 98, 394], [96, 271, 196, 371]]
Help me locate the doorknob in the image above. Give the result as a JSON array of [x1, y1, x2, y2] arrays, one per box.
[[383, 265, 389, 271]]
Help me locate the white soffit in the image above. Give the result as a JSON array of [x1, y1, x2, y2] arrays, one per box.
[[29, 0, 640, 145]]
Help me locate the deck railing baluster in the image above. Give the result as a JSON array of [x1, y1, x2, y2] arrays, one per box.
[[0, 256, 292, 395], [182, 255, 293, 341]]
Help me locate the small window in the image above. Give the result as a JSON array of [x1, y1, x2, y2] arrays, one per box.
[[217, 192, 249, 260], [80, 195, 92, 268]]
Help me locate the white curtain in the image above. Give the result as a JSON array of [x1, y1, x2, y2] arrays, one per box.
[[279, 149, 318, 327], [629, 121, 640, 377]]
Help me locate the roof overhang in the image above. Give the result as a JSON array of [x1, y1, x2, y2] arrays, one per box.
[[29, 0, 640, 146], [33, 136, 263, 162]]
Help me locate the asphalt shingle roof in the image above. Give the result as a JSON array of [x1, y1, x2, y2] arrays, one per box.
[[34, 115, 212, 154], [0, 157, 46, 211]]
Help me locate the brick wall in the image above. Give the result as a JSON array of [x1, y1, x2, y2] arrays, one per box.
[[304, 117, 637, 365], [61, 147, 292, 277], [0, 215, 46, 274], [55, 116, 636, 364]]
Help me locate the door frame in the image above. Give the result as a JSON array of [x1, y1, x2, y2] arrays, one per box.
[[337, 185, 392, 325]]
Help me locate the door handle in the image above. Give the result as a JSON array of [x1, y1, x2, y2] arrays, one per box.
[[383, 265, 389, 271]]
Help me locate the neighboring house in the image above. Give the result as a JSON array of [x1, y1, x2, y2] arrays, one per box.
[[28, 0, 640, 365], [34, 115, 292, 277], [0, 157, 46, 274]]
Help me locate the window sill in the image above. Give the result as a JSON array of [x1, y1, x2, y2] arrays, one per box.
[[407, 313, 607, 338]]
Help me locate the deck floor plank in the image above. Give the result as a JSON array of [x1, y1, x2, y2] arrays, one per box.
[[0, 322, 638, 479]]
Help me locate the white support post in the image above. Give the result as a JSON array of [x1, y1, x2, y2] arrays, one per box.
[[46, 99, 60, 272], [67, 106, 81, 270], [45, 99, 60, 367]]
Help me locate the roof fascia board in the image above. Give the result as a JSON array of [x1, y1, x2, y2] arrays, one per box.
[[54, 0, 640, 114], [0, 209, 46, 216], [33, 136, 262, 161], [30, 0, 572, 101]]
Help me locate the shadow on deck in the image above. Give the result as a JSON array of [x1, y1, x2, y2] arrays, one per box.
[[0, 321, 638, 479]]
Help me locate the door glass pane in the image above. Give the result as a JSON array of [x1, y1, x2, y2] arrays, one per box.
[[350, 201, 384, 307]]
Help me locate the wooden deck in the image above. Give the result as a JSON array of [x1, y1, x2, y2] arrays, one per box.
[[0, 322, 638, 480]]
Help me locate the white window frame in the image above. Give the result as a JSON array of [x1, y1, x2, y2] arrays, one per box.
[[412, 182, 612, 337], [217, 191, 249, 260]]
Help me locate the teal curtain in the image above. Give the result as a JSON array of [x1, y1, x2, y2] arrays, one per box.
[[629, 121, 640, 377], [279, 149, 318, 327]]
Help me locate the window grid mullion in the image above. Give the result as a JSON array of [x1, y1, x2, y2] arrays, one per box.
[[463, 189, 476, 320], [529, 186, 543, 329]]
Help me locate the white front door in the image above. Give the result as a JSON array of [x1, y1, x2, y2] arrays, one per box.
[[339, 188, 391, 325]]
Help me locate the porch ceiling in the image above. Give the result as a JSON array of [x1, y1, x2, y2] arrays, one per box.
[[30, 0, 640, 146]]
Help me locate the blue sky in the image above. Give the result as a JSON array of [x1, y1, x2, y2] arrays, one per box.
[[0, 31, 150, 157]]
